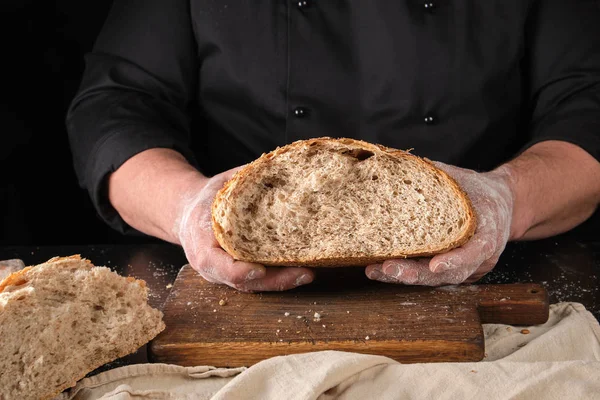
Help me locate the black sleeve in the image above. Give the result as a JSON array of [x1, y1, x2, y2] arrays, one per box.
[[65, 0, 199, 234], [520, 0, 600, 162]]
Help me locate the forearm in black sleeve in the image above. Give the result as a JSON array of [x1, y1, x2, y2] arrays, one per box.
[[65, 0, 199, 234], [520, 0, 600, 162]]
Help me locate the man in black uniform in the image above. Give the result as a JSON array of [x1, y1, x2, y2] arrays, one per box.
[[66, 0, 600, 291]]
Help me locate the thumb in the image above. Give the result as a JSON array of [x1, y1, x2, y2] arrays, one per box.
[[216, 164, 248, 182], [429, 160, 464, 176]]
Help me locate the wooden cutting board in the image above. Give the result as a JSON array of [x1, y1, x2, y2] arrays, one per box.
[[149, 264, 549, 367]]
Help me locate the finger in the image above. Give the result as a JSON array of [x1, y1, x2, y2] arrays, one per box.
[[463, 270, 488, 284], [192, 247, 267, 285], [368, 259, 433, 285], [365, 264, 382, 280], [214, 165, 247, 183], [402, 260, 472, 286], [382, 258, 431, 285], [370, 258, 474, 286], [430, 160, 452, 172], [429, 160, 470, 177], [234, 267, 315, 292], [463, 255, 499, 283], [194, 166, 248, 237], [365, 264, 400, 283], [463, 268, 488, 284], [367, 260, 429, 283], [199, 167, 245, 197], [429, 233, 497, 274]]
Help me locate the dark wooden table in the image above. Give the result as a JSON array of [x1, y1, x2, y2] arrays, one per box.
[[1, 219, 599, 375]]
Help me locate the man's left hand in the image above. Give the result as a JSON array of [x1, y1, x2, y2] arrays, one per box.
[[366, 162, 514, 286]]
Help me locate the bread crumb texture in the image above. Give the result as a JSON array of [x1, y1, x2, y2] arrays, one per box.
[[0, 255, 165, 400], [212, 137, 475, 266]]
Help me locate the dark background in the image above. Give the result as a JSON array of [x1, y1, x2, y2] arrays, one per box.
[[1, 1, 598, 246], [1, 1, 158, 245]]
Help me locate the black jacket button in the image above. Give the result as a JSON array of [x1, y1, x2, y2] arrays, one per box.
[[423, 2, 436, 12], [297, 0, 312, 10], [293, 107, 310, 118], [424, 115, 436, 125]]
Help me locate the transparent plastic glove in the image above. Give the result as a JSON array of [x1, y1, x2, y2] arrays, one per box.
[[366, 162, 514, 286], [175, 167, 315, 292]]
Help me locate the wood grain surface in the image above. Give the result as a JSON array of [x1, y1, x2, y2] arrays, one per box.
[[149, 265, 549, 367]]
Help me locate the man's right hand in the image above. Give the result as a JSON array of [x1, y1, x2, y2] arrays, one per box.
[[174, 167, 315, 292]]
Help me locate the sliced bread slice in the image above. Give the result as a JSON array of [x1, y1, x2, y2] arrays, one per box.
[[212, 137, 476, 267], [0, 255, 165, 400]]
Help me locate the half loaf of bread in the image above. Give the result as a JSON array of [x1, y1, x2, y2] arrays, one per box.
[[0, 255, 165, 400], [212, 137, 476, 267]]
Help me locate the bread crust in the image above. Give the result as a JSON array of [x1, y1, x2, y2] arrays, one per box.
[[0, 255, 89, 292], [212, 137, 476, 267], [0, 255, 149, 293]]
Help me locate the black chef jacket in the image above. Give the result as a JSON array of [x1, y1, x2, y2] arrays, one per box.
[[66, 0, 600, 234]]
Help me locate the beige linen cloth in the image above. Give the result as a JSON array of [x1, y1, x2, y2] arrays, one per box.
[[56, 302, 600, 400]]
